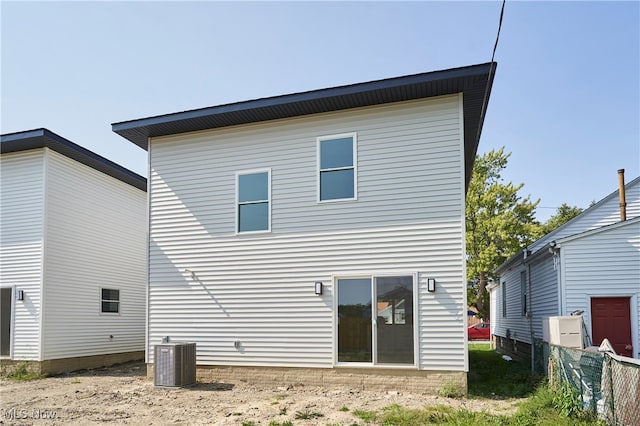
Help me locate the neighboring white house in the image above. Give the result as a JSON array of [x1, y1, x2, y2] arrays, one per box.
[[0, 128, 147, 374], [492, 174, 640, 361], [112, 63, 497, 392]]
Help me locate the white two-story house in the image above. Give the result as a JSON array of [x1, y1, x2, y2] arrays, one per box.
[[0, 129, 147, 374], [112, 63, 496, 392]]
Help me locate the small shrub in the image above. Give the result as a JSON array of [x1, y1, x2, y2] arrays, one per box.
[[294, 410, 324, 419], [438, 381, 464, 398], [339, 405, 350, 412], [71, 378, 81, 384], [242, 422, 256, 426], [552, 381, 583, 418]]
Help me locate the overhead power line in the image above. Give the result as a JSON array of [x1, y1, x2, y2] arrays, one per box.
[[476, 0, 506, 144]]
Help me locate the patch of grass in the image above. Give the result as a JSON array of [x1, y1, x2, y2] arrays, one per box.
[[353, 409, 377, 423], [242, 421, 256, 426], [4, 364, 46, 381], [71, 378, 81, 384], [512, 384, 604, 425], [274, 393, 288, 400], [339, 405, 350, 412], [371, 386, 603, 425], [380, 404, 456, 424], [468, 344, 541, 398], [294, 410, 324, 419], [268, 421, 293, 426]]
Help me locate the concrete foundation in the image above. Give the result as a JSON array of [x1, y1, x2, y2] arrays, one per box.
[[495, 335, 531, 363], [0, 350, 144, 375], [147, 363, 467, 394]]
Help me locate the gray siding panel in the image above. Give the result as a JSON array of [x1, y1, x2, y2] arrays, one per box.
[[0, 151, 44, 360], [529, 254, 559, 339], [493, 265, 531, 343], [561, 220, 640, 355], [149, 96, 468, 371]]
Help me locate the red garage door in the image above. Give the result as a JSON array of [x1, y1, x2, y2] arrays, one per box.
[[591, 297, 632, 357]]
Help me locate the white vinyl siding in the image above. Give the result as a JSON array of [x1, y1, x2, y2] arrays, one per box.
[[560, 218, 640, 357], [0, 150, 45, 360], [41, 149, 146, 359], [148, 95, 468, 371]]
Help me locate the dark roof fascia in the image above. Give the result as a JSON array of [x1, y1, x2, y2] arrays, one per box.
[[1, 128, 147, 191], [112, 62, 497, 188]]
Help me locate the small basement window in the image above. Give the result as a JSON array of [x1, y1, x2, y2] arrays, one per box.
[[318, 133, 357, 202], [101, 288, 120, 313]]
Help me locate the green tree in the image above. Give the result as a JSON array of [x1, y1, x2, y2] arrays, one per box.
[[542, 203, 583, 234], [466, 148, 542, 319]]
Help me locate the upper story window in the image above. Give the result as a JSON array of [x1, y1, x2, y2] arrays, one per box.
[[317, 133, 357, 202], [237, 169, 271, 233], [101, 288, 120, 314]]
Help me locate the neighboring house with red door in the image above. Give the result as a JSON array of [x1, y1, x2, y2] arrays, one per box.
[[0, 129, 147, 374], [111, 63, 497, 393], [491, 174, 640, 361]]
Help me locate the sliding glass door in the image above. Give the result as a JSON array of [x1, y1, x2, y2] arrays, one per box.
[[337, 278, 372, 362], [375, 276, 414, 364], [337, 276, 414, 365]]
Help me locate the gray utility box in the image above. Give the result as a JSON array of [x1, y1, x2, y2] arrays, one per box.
[[542, 316, 583, 348], [154, 342, 196, 387]]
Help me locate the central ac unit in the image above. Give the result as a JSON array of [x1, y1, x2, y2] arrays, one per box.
[[154, 342, 196, 387]]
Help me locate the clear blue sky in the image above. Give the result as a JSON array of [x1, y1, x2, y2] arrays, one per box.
[[2, 1, 638, 222]]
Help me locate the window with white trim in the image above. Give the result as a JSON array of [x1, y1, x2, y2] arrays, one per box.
[[318, 133, 356, 201], [101, 288, 120, 313], [237, 169, 271, 233]]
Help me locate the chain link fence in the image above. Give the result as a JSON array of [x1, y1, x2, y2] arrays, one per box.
[[546, 343, 639, 426]]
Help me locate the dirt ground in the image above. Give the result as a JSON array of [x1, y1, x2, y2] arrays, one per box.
[[0, 362, 521, 425]]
